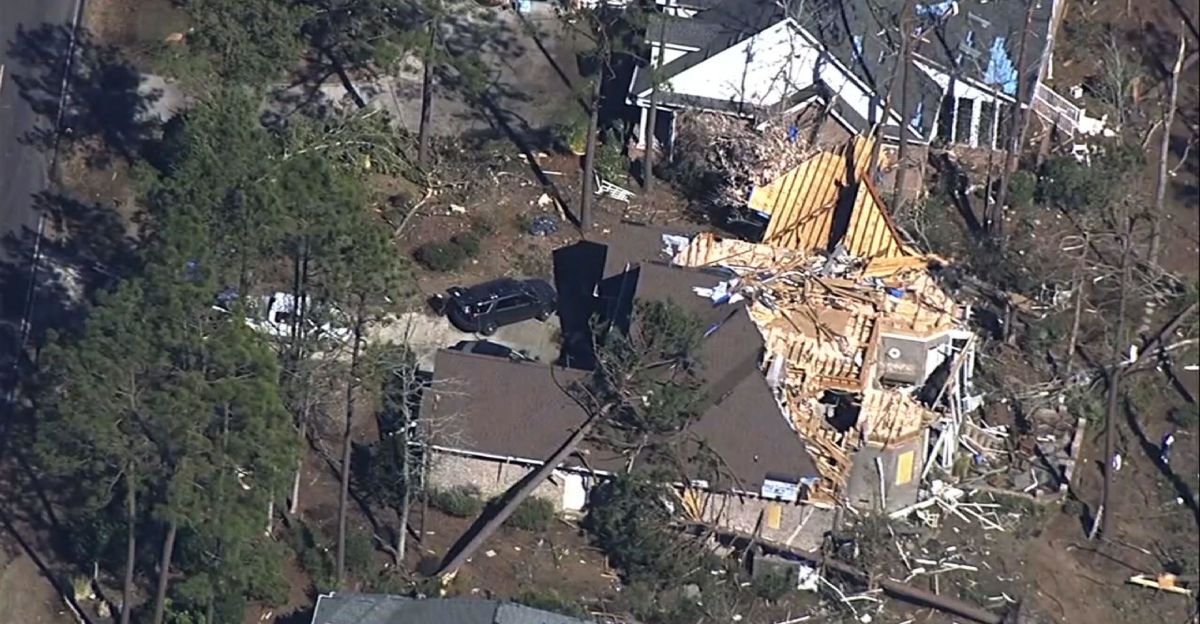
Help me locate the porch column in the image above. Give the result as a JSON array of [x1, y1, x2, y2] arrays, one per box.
[[638, 106, 649, 150], [968, 98, 981, 148], [991, 104, 1001, 149]]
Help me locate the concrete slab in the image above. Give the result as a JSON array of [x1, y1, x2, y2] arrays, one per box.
[[375, 311, 561, 371]]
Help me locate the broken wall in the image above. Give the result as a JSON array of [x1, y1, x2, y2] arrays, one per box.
[[845, 437, 924, 512]]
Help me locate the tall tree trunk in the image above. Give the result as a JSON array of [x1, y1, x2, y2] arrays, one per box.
[[1139, 30, 1186, 336], [396, 477, 410, 566], [289, 419, 307, 516], [335, 309, 365, 587], [579, 72, 603, 232], [1097, 221, 1132, 539], [990, 0, 1037, 237], [417, 18, 439, 169], [891, 1, 915, 208], [119, 471, 136, 624], [150, 518, 178, 624], [327, 48, 368, 109], [395, 385, 412, 566], [643, 19, 665, 193]]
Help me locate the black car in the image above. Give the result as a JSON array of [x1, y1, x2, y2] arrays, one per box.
[[449, 340, 535, 362], [439, 278, 556, 335]]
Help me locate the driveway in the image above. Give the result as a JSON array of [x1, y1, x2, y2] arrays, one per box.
[[375, 311, 562, 371]]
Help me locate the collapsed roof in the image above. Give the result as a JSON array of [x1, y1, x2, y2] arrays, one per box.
[[671, 230, 969, 501]]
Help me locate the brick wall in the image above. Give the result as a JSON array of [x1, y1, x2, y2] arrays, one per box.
[[428, 450, 834, 549], [427, 451, 568, 509]]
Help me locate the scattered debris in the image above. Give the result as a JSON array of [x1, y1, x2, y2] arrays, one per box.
[[594, 174, 635, 203], [1128, 574, 1195, 596], [526, 215, 559, 237]]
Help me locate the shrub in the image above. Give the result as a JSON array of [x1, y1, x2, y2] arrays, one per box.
[[1008, 169, 1037, 208], [470, 215, 496, 236], [287, 521, 335, 593], [594, 130, 628, 181], [451, 232, 481, 257], [415, 241, 467, 272], [751, 570, 794, 602], [506, 497, 555, 532], [515, 588, 586, 617], [1169, 406, 1198, 430], [552, 107, 590, 154], [344, 528, 374, 577], [428, 486, 483, 518], [584, 474, 692, 586]]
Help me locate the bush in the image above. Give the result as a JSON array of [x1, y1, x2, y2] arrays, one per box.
[[344, 528, 374, 577], [1008, 169, 1037, 208], [506, 497, 555, 532], [552, 107, 590, 154], [428, 486, 483, 518], [515, 588, 586, 617], [470, 215, 496, 236], [415, 241, 467, 272], [1169, 406, 1198, 430], [595, 130, 629, 181], [584, 474, 692, 586], [751, 570, 793, 602], [451, 232, 481, 257], [287, 521, 335, 593], [1037, 142, 1143, 213]]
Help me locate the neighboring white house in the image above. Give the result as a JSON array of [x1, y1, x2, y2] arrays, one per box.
[[629, 0, 1069, 151]]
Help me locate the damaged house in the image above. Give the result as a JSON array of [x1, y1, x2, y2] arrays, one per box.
[[576, 202, 978, 514], [420, 257, 830, 546], [631, 0, 1069, 153]]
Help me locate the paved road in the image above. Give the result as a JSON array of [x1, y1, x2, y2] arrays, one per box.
[[1, 0, 79, 261]]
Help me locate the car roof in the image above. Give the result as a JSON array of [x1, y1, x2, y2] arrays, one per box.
[[458, 278, 553, 303]]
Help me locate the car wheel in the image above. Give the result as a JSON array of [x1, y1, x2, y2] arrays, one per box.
[[536, 308, 553, 321], [479, 321, 497, 336]]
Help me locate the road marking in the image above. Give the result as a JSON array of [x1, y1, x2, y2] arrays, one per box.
[[0, 64, 5, 95]]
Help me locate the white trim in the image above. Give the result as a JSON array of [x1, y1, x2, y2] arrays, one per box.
[[914, 57, 1015, 104], [425, 444, 617, 477]]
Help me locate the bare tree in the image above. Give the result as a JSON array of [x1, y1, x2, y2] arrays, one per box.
[[990, 0, 1038, 237], [643, 15, 666, 193], [1139, 29, 1187, 336]]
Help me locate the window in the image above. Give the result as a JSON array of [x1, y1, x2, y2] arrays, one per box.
[[494, 294, 531, 311]]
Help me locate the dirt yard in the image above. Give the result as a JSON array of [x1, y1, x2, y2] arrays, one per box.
[[0, 552, 75, 624]]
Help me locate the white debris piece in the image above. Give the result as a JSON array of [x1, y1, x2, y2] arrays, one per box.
[[693, 279, 744, 305], [660, 234, 691, 260]]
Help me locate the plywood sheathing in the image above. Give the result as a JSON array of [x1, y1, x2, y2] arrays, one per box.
[[750, 136, 921, 263]]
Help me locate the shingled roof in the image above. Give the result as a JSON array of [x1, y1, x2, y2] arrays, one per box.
[[421, 260, 820, 492], [311, 595, 591, 624], [633, 0, 1059, 141]]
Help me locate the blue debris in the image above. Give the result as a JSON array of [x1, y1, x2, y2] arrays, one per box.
[[886, 287, 906, 298], [184, 259, 204, 282], [910, 100, 925, 129], [526, 215, 559, 236], [852, 34, 864, 58], [916, 0, 956, 20], [984, 37, 1018, 95], [787, 124, 800, 143]]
